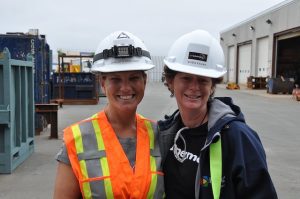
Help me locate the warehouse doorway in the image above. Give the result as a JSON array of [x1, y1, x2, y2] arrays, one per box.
[[275, 30, 300, 86], [257, 37, 270, 77], [237, 41, 252, 84]]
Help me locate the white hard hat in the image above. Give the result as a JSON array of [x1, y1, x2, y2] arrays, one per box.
[[164, 29, 227, 78], [92, 31, 154, 73]]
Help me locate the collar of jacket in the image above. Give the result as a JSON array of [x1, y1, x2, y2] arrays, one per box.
[[158, 97, 245, 144]]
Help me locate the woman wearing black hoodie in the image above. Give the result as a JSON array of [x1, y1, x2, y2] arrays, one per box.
[[158, 29, 277, 199]]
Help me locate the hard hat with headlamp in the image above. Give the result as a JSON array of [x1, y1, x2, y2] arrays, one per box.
[[164, 29, 227, 78], [92, 31, 154, 73]]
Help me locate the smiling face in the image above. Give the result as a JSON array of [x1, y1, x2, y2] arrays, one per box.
[[101, 71, 147, 114], [169, 72, 213, 113]]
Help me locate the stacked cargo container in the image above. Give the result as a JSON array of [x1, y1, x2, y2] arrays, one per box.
[[0, 29, 52, 135], [0, 30, 52, 104]]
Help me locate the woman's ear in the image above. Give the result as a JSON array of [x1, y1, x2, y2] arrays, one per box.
[[166, 78, 174, 89], [165, 77, 175, 96], [210, 86, 216, 97]]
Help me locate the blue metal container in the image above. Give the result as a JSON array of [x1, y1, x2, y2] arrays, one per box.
[[52, 72, 98, 100], [267, 77, 294, 94], [0, 32, 51, 104]]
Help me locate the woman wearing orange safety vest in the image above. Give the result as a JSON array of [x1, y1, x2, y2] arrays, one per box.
[[54, 31, 164, 199]]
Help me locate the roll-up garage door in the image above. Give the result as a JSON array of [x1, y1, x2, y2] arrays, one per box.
[[238, 43, 252, 84], [257, 37, 269, 77], [228, 46, 235, 82]]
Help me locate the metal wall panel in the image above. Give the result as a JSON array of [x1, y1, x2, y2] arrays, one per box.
[[228, 46, 236, 82]]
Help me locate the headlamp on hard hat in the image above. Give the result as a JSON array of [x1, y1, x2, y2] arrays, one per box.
[[116, 46, 131, 57], [93, 45, 151, 63]]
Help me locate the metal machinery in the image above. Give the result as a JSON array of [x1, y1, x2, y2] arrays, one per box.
[[51, 52, 101, 105], [0, 48, 34, 173]]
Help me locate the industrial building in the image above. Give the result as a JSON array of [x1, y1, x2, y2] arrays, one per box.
[[220, 0, 300, 86]]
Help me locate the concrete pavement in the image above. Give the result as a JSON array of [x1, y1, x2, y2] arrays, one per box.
[[0, 82, 299, 199]]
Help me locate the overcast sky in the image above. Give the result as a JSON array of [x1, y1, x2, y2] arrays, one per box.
[[1, 0, 285, 59]]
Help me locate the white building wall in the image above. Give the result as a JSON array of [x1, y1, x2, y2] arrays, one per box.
[[220, 0, 300, 84]]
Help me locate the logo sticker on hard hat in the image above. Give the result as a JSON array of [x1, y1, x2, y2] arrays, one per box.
[[188, 52, 207, 61], [117, 32, 130, 39], [185, 43, 209, 67]]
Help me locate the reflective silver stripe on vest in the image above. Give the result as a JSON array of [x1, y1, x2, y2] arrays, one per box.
[[75, 117, 164, 198], [71, 124, 92, 198], [79, 122, 106, 179], [76, 120, 113, 198], [146, 121, 165, 199]]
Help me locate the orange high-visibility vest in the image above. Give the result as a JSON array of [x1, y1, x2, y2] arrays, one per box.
[[64, 111, 164, 199]]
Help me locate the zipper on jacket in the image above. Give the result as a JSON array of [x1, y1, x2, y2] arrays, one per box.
[[201, 132, 221, 152]]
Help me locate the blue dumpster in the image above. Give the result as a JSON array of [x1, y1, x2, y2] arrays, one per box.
[[267, 77, 294, 94]]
